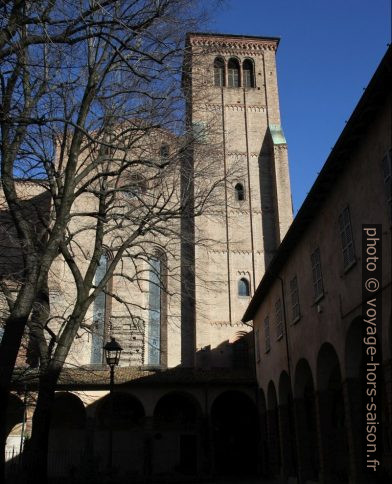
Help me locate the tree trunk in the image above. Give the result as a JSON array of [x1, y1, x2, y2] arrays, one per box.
[[0, 309, 33, 484], [24, 370, 58, 484]]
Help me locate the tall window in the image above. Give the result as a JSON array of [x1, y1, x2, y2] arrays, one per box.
[[311, 248, 324, 300], [213, 57, 225, 87], [243, 59, 254, 88], [264, 316, 270, 353], [228, 58, 240, 87], [234, 183, 245, 201], [338, 206, 355, 269], [91, 253, 108, 364], [238, 277, 250, 297], [275, 298, 283, 339], [148, 251, 166, 366], [290, 275, 300, 322]]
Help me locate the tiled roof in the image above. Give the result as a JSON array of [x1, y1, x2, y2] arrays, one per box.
[[12, 366, 256, 389]]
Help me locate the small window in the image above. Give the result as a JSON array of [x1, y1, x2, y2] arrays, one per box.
[[228, 58, 240, 88], [264, 316, 270, 353], [275, 298, 283, 339], [234, 183, 245, 201], [238, 277, 250, 297], [213, 57, 225, 87], [311, 248, 324, 300], [243, 59, 254, 88], [290, 276, 300, 322], [160, 143, 169, 159], [338, 206, 355, 269]]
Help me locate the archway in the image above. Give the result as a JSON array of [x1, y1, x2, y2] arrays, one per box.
[[278, 371, 297, 479], [294, 359, 319, 481], [48, 392, 86, 477], [153, 392, 201, 476], [317, 343, 348, 482], [211, 391, 259, 476], [95, 392, 145, 475], [5, 393, 25, 476], [266, 381, 280, 477]]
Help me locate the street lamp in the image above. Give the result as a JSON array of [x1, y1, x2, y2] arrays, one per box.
[[103, 337, 122, 470]]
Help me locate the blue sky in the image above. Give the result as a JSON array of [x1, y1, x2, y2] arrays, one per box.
[[206, 0, 391, 212]]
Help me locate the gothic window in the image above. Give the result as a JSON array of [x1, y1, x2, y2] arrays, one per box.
[[91, 252, 109, 364], [213, 57, 225, 87], [228, 58, 240, 87], [234, 183, 245, 201], [243, 59, 255, 88], [238, 277, 250, 297], [338, 206, 355, 269], [147, 251, 167, 366]]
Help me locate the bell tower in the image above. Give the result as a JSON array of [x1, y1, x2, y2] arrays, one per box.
[[181, 33, 293, 367]]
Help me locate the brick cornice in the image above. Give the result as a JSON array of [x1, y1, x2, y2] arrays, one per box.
[[188, 35, 278, 54]]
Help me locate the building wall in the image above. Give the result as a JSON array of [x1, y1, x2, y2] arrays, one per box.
[[252, 84, 391, 481], [184, 34, 293, 365]]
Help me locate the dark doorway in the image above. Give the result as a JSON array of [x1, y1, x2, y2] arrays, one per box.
[[179, 434, 197, 475], [211, 391, 259, 476]]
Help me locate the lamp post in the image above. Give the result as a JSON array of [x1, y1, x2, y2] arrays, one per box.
[[103, 337, 123, 470]]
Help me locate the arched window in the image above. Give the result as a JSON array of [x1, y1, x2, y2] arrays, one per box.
[[243, 59, 255, 88], [213, 57, 225, 87], [160, 143, 169, 159], [147, 251, 167, 366], [123, 173, 146, 199], [91, 252, 109, 364], [238, 278, 250, 297], [235, 183, 245, 201], [228, 58, 240, 87]]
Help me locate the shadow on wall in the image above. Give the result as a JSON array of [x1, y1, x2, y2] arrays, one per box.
[[195, 330, 255, 370]]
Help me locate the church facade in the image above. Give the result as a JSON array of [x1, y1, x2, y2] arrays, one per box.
[[4, 33, 293, 480]]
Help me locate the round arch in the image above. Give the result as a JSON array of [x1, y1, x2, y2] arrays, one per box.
[[51, 392, 86, 429], [278, 371, 291, 406], [96, 392, 145, 430], [153, 391, 201, 428], [345, 317, 362, 379], [316, 342, 348, 481], [317, 343, 341, 392], [294, 359, 314, 399], [267, 380, 278, 410], [293, 359, 319, 480]]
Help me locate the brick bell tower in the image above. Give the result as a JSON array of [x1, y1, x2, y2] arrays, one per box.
[[181, 33, 293, 367]]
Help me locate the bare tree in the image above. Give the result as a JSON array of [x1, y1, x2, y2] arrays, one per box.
[[0, 1, 229, 481]]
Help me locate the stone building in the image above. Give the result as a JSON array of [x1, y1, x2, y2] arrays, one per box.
[[3, 32, 293, 480], [243, 46, 392, 483]]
